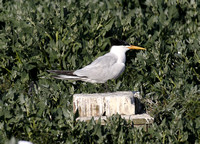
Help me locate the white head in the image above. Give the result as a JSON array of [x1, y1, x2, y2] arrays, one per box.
[[110, 39, 146, 54], [110, 45, 145, 52], [110, 45, 130, 54]]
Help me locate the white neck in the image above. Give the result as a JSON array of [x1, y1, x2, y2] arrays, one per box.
[[110, 46, 129, 63]]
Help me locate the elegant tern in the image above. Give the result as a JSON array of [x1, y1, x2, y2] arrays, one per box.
[[48, 39, 146, 83]]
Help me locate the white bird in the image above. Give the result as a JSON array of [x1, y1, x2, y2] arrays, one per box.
[[48, 39, 146, 83]]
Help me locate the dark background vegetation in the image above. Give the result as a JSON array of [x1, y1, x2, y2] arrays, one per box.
[[0, 0, 200, 143]]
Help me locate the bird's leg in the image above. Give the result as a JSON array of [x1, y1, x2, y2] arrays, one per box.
[[95, 83, 106, 93], [104, 82, 109, 92], [103, 81, 116, 92]]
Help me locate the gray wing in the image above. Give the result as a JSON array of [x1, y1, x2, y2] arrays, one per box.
[[86, 53, 117, 68], [74, 53, 125, 83]]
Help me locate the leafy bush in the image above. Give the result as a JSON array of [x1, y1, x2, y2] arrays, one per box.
[[0, 0, 200, 143]]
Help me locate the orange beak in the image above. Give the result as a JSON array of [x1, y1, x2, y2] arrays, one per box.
[[128, 45, 146, 50]]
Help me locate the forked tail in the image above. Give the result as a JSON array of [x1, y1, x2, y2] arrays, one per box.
[[47, 70, 87, 81]]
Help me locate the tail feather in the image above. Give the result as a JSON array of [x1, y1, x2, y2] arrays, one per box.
[[47, 70, 75, 76], [47, 70, 87, 81], [51, 75, 82, 80]]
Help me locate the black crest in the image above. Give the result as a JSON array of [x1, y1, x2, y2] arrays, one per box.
[[111, 39, 130, 46]]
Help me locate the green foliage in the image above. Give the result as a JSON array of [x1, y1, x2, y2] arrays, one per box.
[[0, 0, 200, 143]]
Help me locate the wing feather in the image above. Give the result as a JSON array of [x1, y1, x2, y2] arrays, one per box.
[[74, 53, 123, 82]]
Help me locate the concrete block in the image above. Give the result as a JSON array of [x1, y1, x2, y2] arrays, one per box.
[[73, 91, 136, 117]]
